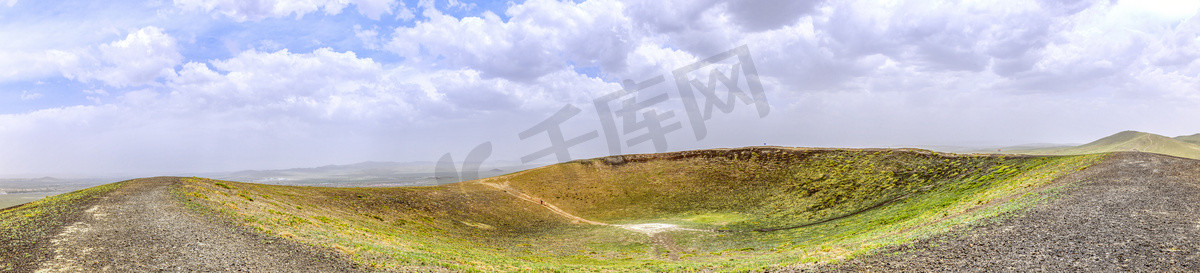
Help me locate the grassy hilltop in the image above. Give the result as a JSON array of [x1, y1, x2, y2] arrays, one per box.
[[1173, 133, 1200, 146], [1019, 131, 1200, 159], [172, 147, 1103, 272]]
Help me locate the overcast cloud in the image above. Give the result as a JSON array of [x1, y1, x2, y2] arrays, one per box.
[[1, 0, 1199, 177]]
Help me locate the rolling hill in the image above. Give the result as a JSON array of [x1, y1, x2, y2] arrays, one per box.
[[215, 161, 540, 187], [1175, 133, 1200, 145], [1018, 130, 1200, 159]]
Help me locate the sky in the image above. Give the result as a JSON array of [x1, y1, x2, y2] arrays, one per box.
[[1, 0, 1199, 177]]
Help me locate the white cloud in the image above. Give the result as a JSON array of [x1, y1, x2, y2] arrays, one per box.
[[19, 91, 42, 101], [816, 0, 1059, 74], [725, 0, 821, 32], [83, 89, 109, 104], [169, 46, 613, 118], [0, 26, 181, 88], [444, 0, 476, 11], [0, 50, 81, 83], [387, 0, 634, 80], [76, 26, 183, 87], [1123, 0, 1200, 20], [353, 25, 382, 50], [395, 5, 415, 21], [4, 0, 1200, 176], [174, 0, 399, 21], [987, 1, 1200, 95], [0, 45, 619, 175], [83, 89, 109, 96], [168, 48, 402, 120], [623, 0, 820, 34]]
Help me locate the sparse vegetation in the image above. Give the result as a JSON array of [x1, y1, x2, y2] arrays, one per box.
[[0, 181, 125, 271], [214, 182, 233, 190], [173, 148, 1105, 272]]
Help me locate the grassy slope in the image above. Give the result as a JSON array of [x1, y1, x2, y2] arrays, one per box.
[[1175, 133, 1200, 145], [0, 181, 125, 271], [176, 148, 1105, 272], [1022, 131, 1200, 159]]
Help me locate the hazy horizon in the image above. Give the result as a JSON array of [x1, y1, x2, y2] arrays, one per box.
[[3, 0, 1200, 178]]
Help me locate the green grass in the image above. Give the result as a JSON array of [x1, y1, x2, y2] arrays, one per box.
[[683, 213, 749, 226], [174, 147, 1106, 272], [1175, 133, 1200, 145]]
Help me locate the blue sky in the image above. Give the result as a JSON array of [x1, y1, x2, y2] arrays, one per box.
[[2, 0, 1200, 177]]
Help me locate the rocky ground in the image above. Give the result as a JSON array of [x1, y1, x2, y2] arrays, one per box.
[[816, 152, 1200, 272], [15, 177, 366, 273]]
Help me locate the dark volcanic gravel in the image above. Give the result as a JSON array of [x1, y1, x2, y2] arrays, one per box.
[[818, 152, 1200, 272], [27, 177, 366, 272]]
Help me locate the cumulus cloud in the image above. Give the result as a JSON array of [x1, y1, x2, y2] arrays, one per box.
[[387, 0, 634, 80], [174, 0, 399, 21], [0, 44, 622, 174], [75, 27, 183, 87], [167, 48, 409, 122], [990, 1, 1198, 94], [164, 47, 611, 118], [0, 50, 79, 83], [817, 1, 1057, 73], [0, 26, 181, 88], [4, 0, 1200, 176]]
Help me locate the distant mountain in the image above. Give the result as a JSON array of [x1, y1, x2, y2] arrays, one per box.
[[224, 161, 434, 180], [217, 161, 543, 187], [1021, 131, 1200, 159], [1174, 133, 1200, 145], [0, 177, 115, 189], [965, 143, 1073, 154]]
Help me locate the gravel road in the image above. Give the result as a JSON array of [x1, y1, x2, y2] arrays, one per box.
[[27, 177, 366, 273], [820, 152, 1200, 272]]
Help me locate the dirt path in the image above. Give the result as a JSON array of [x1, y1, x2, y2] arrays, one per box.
[[478, 180, 607, 225], [32, 177, 365, 272], [818, 152, 1200, 272]]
